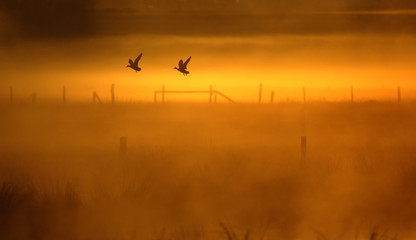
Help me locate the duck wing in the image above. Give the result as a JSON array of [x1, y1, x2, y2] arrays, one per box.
[[183, 56, 191, 68], [178, 59, 184, 69], [128, 59, 134, 65], [134, 53, 143, 66]]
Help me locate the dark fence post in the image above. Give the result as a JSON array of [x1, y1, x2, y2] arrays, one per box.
[[63, 86, 66, 104], [301, 136, 306, 163], [303, 87, 306, 104], [270, 91, 275, 104], [258, 84, 263, 104], [93, 91, 102, 104], [10, 87, 13, 104], [209, 85, 213, 104], [32, 93, 36, 104], [111, 84, 115, 104], [162, 85, 165, 104], [119, 137, 127, 158], [397, 86, 401, 104]]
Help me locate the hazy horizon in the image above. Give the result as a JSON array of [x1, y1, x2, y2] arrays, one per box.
[[1, 33, 416, 103], [2, 2, 416, 240]]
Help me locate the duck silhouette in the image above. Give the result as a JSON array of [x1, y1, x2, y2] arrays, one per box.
[[174, 56, 191, 76], [126, 53, 143, 72]]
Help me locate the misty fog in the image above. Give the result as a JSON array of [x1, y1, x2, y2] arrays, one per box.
[[2, 103, 416, 239], [2, 1, 416, 240]]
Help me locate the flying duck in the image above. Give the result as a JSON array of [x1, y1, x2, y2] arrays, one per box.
[[126, 53, 143, 72], [174, 56, 191, 76]]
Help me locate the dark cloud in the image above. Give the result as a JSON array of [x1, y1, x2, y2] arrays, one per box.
[[346, 0, 416, 10], [0, 0, 95, 38], [1, 0, 416, 40], [98, 0, 416, 12]]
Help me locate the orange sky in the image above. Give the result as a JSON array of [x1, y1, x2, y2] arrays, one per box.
[[1, 34, 416, 103]]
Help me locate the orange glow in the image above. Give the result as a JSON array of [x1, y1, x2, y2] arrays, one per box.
[[2, 35, 416, 103], [3, 3, 416, 239]]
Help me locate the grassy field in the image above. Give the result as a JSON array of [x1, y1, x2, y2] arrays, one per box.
[[1, 102, 416, 240]]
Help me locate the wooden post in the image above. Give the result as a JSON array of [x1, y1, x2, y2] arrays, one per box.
[[10, 87, 13, 104], [270, 91, 275, 104], [162, 85, 165, 103], [96, 92, 102, 104], [119, 136, 127, 158], [303, 87, 306, 104], [63, 86, 66, 104], [258, 84, 262, 104], [301, 136, 306, 163], [209, 85, 213, 104], [32, 92, 36, 104], [351, 85, 354, 103], [154, 91, 157, 103], [93, 91, 102, 104], [397, 86, 401, 104], [111, 84, 115, 104]]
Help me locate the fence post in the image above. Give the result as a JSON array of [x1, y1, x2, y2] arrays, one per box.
[[301, 136, 306, 163], [351, 85, 354, 103], [397, 86, 401, 104], [119, 136, 127, 158], [32, 92, 36, 104], [111, 83, 115, 104], [258, 84, 262, 104], [270, 91, 275, 104], [10, 87, 13, 104], [63, 86, 66, 104], [209, 85, 213, 104], [162, 85, 165, 104], [303, 87, 306, 104], [93, 91, 102, 104]]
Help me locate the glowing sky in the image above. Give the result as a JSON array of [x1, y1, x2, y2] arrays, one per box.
[[1, 1, 416, 103]]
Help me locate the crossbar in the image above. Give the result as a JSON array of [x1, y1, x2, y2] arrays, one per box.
[[155, 90, 212, 94], [154, 89, 235, 103]]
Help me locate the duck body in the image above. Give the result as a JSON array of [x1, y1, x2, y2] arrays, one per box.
[[127, 53, 143, 72], [174, 56, 191, 76], [174, 67, 189, 76], [127, 65, 141, 72]]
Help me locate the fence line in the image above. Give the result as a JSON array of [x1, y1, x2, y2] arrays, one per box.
[[154, 86, 235, 103], [4, 85, 413, 104]]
